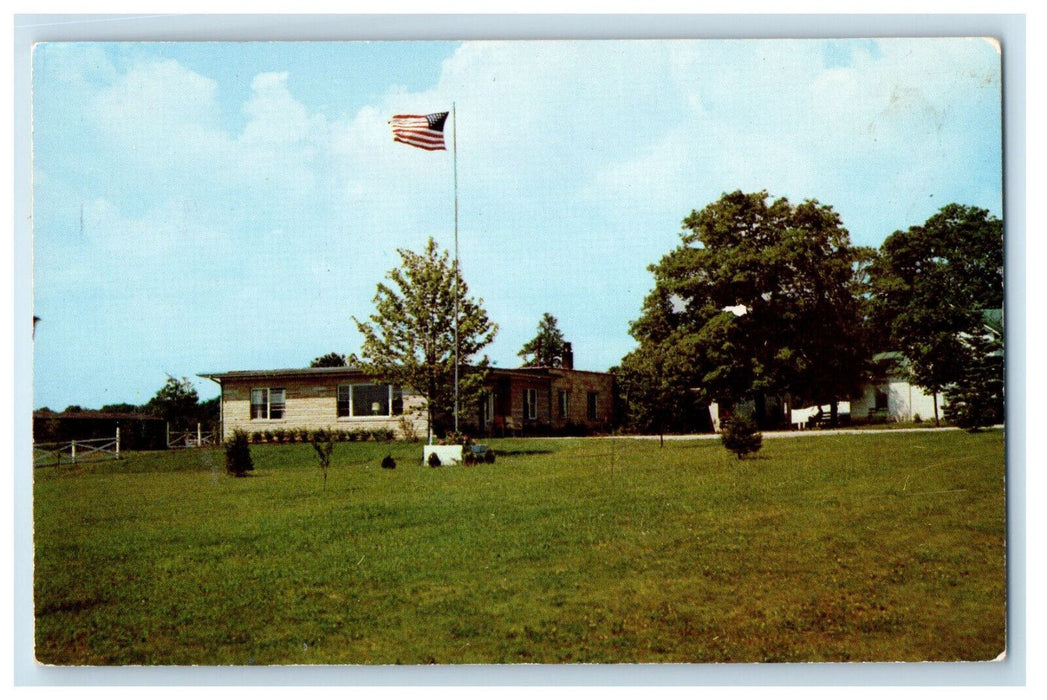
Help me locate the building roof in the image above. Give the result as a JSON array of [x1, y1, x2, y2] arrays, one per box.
[[32, 411, 163, 421], [201, 365, 614, 384], [199, 367, 371, 383]]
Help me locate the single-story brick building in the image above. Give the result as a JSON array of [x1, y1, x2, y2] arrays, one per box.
[[201, 354, 615, 441]]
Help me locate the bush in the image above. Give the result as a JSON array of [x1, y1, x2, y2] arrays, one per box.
[[913, 413, 922, 424], [463, 450, 477, 466], [225, 430, 254, 477], [483, 449, 496, 464], [381, 455, 396, 469], [428, 451, 441, 468], [720, 415, 763, 460], [398, 415, 419, 442]]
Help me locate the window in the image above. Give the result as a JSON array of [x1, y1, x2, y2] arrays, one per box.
[[482, 392, 495, 424], [558, 390, 569, 419], [524, 388, 538, 420], [250, 387, 285, 420], [337, 384, 403, 418], [587, 392, 599, 421]]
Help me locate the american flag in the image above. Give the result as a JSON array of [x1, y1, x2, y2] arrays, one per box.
[[389, 112, 449, 151]]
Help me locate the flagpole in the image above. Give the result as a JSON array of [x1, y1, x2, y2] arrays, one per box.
[[453, 102, 460, 434]]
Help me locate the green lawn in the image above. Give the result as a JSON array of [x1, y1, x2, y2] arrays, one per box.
[[33, 431, 1007, 665]]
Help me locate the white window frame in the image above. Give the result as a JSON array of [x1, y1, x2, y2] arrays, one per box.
[[337, 383, 403, 418], [250, 387, 286, 420], [524, 388, 538, 421]]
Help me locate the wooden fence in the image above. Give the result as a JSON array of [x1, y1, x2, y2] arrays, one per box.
[[167, 423, 217, 449], [33, 430, 120, 467]]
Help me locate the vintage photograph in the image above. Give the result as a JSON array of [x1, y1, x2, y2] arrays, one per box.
[[30, 36, 1005, 666]]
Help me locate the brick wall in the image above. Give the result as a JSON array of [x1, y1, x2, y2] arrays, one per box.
[[550, 370, 615, 429]]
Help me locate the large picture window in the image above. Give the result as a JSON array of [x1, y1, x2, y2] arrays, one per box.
[[337, 384, 403, 418], [250, 387, 285, 420]]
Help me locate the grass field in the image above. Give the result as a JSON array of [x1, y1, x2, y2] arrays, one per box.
[[33, 431, 1006, 665]]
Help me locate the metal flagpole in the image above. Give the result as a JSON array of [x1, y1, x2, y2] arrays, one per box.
[[453, 102, 460, 434]]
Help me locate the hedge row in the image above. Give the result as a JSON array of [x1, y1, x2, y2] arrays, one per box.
[[248, 427, 395, 444]]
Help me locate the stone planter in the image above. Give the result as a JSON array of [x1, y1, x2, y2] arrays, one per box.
[[423, 444, 463, 466]]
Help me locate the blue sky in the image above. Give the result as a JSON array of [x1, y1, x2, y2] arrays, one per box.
[[31, 38, 1002, 409]]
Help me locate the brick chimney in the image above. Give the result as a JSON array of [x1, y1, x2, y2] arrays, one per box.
[[561, 342, 574, 370]]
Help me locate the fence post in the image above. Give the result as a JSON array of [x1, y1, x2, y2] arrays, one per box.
[[197, 423, 202, 447], [116, 427, 121, 460], [71, 440, 77, 464], [166, 422, 170, 449]]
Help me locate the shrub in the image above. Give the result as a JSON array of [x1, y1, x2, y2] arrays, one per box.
[[428, 451, 441, 468], [263, 430, 274, 443], [913, 413, 923, 424], [249, 431, 263, 444], [720, 415, 763, 460], [374, 428, 394, 442], [381, 455, 396, 469], [398, 415, 419, 442], [463, 450, 477, 467], [334, 430, 349, 442], [224, 430, 254, 477], [484, 449, 496, 464]]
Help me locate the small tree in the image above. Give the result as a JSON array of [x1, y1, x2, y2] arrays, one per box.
[[311, 429, 335, 491], [354, 237, 498, 440], [720, 415, 763, 460], [518, 313, 567, 367], [225, 430, 254, 477], [944, 325, 1004, 432]]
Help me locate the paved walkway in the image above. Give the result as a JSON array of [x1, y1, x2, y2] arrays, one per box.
[[597, 425, 1005, 441]]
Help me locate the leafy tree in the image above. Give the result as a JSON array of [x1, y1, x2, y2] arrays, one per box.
[[870, 204, 1003, 426], [146, 375, 199, 429], [310, 352, 348, 368], [628, 190, 870, 425], [617, 339, 704, 444], [518, 313, 567, 367], [354, 237, 497, 440], [63, 405, 86, 414]]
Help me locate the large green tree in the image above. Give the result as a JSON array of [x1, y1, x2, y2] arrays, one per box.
[[354, 238, 498, 440], [628, 190, 870, 426], [146, 375, 200, 429], [518, 313, 567, 367], [870, 203, 1003, 426]]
